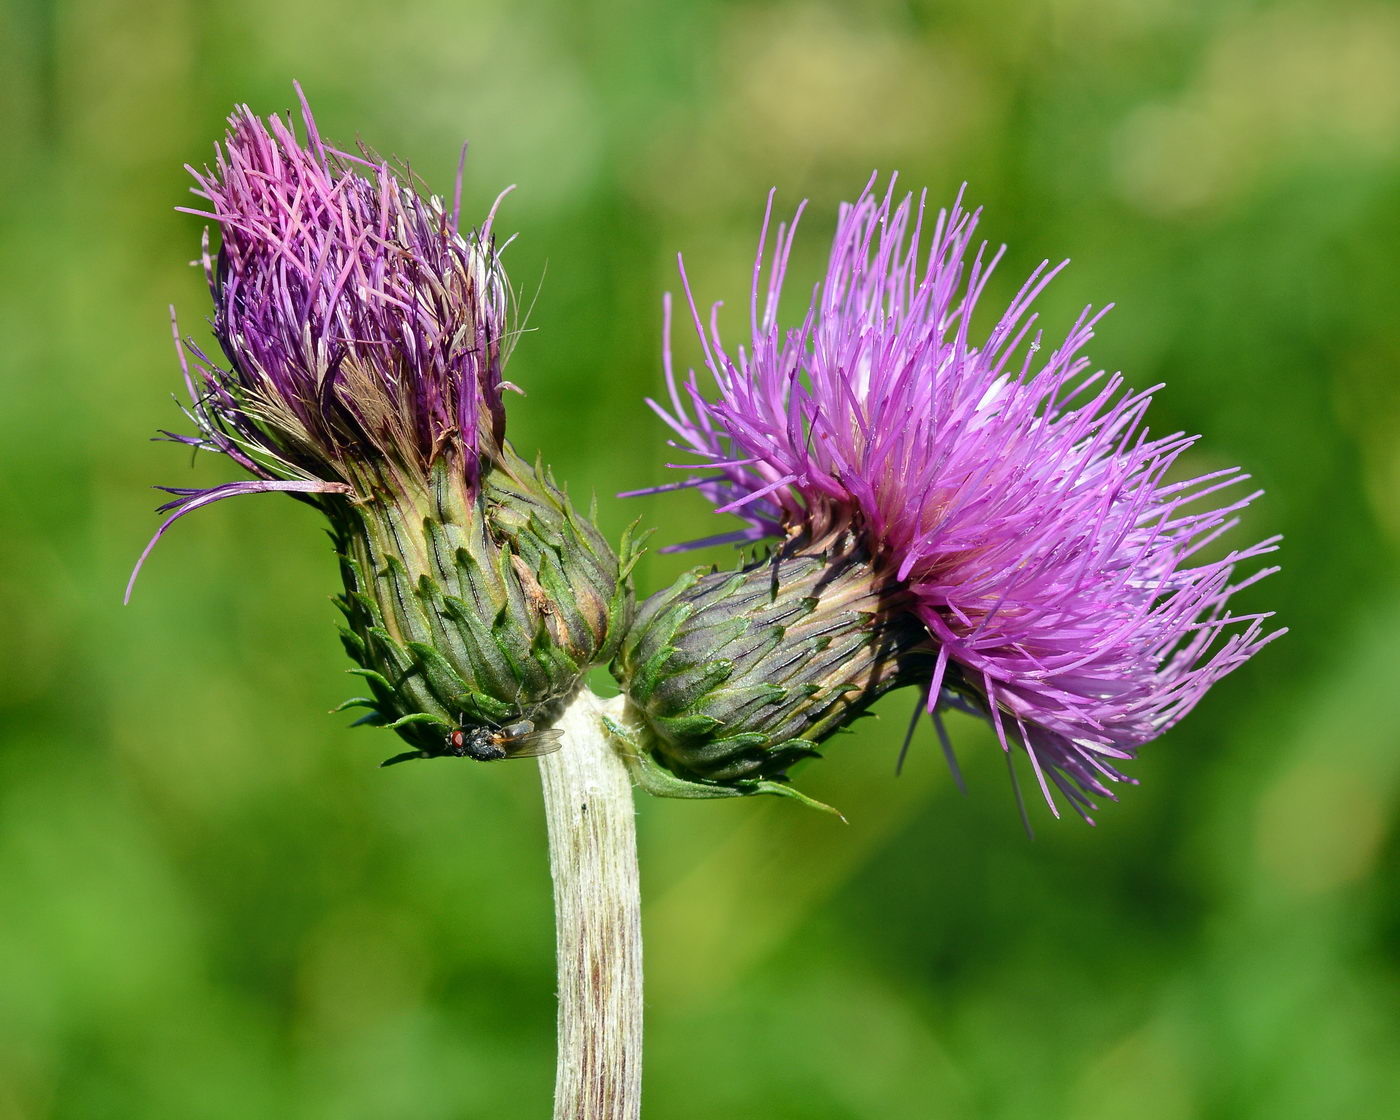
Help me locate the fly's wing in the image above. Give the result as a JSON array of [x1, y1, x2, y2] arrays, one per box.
[[499, 728, 565, 758]]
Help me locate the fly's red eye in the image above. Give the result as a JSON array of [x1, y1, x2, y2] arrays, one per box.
[[450, 729, 466, 749]]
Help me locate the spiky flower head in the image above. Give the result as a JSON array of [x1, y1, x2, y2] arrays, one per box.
[[618, 177, 1282, 821], [133, 88, 634, 756], [130, 85, 513, 541]]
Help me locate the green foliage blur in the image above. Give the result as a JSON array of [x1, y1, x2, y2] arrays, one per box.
[[2, 0, 1398, 1115]]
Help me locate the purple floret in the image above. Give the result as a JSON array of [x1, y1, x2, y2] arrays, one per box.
[[130, 86, 512, 600], [646, 176, 1283, 820]]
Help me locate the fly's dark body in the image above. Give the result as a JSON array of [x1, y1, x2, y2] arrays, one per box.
[[381, 717, 564, 767]]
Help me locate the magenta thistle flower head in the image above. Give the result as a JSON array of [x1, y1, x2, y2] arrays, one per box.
[[129, 84, 511, 591], [617, 177, 1283, 821], [195, 96, 511, 482], [133, 88, 635, 758]]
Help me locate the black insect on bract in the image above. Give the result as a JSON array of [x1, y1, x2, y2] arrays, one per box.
[[380, 718, 565, 767]]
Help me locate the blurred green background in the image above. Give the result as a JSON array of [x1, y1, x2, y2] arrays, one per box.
[[2, 0, 1398, 1116]]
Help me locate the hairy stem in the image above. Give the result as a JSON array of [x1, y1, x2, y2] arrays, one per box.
[[539, 689, 643, 1120]]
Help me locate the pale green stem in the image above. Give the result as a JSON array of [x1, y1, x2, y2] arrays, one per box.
[[538, 689, 643, 1120]]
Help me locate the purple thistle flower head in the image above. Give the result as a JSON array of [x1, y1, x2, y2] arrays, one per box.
[[129, 85, 513, 599], [188, 85, 512, 484], [622, 176, 1283, 822]]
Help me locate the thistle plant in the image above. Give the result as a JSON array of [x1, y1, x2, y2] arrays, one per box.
[[132, 91, 1281, 1119]]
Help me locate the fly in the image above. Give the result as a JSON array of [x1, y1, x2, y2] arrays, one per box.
[[380, 717, 564, 767]]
